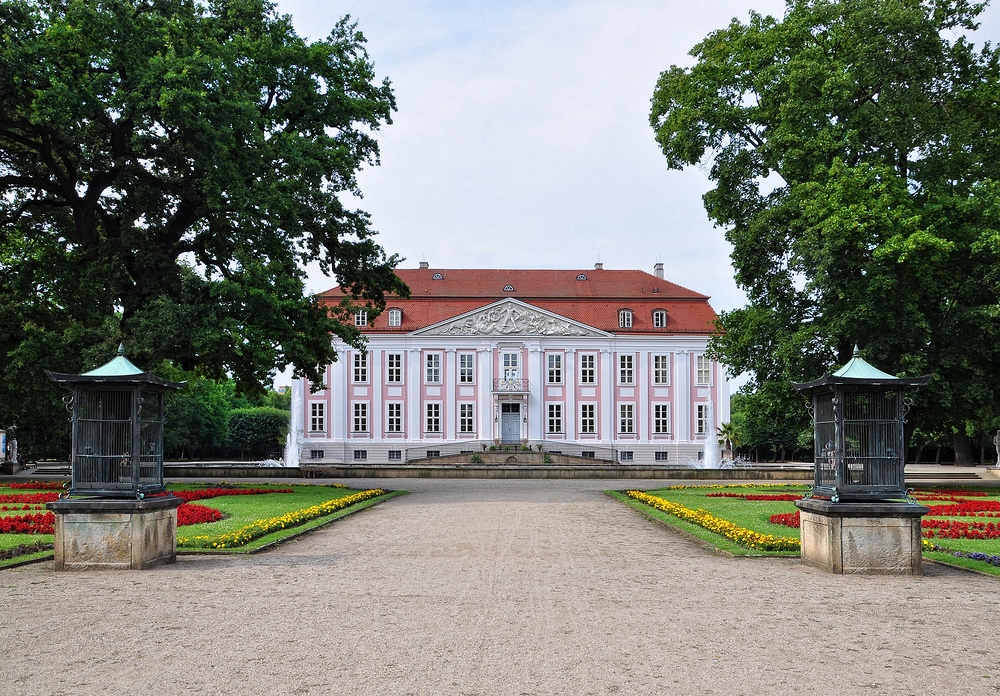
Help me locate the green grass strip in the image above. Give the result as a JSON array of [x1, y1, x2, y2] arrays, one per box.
[[623, 489, 801, 553], [179, 488, 390, 549]]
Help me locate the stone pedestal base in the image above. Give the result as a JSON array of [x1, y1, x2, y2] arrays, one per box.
[[47, 497, 182, 570], [795, 498, 928, 575]]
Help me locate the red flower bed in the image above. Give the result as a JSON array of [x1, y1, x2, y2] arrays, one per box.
[[924, 500, 1000, 517], [0, 512, 55, 535], [707, 493, 804, 501], [1, 505, 46, 511], [7, 482, 65, 490], [922, 519, 1000, 539], [0, 493, 60, 504], [770, 511, 801, 528], [914, 489, 987, 498], [168, 487, 294, 503], [177, 503, 223, 526]]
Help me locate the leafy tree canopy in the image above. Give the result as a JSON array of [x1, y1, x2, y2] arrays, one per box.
[[0, 0, 408, 393], [651, 0, 1000, 445]]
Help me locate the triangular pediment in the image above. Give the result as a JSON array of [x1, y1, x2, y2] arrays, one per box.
[[412, 299, 611, 338]]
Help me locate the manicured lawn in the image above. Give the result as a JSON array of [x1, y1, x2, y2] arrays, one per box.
[[616, 483, 1000, 576], [0, 481, 403, 567]]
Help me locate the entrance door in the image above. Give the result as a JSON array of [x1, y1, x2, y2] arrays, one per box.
[[500, 402, 520, 443]]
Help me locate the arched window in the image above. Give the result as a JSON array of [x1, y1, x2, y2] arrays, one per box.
[[652, 309, 667, 328], [388, 308, 402, 327], [618, 309, 633, 328]]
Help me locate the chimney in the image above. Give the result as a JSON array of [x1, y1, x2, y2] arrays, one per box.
[[419, 261, 429, 269], [594, 262, 603, 270], [653, 262, 664, 279]]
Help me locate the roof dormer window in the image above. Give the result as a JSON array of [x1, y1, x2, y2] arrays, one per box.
[[619, 309, 633, 328], [652, 309, 666, 328]]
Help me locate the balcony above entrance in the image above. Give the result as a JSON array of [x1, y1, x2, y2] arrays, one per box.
[[493, 378, 529, 394]]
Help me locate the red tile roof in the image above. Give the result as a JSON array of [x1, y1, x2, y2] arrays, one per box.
[[319, 267, 719, 335]]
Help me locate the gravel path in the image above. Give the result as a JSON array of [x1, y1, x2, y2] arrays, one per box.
[[2, 478, 999, 695]]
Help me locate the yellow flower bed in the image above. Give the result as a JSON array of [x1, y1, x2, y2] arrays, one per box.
[[179, 488, 386, 549], [625, 490, 800, 552]]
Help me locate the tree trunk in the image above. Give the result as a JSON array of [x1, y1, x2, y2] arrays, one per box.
[[935, 445, 942, 465], [954, 432, 975, 465]]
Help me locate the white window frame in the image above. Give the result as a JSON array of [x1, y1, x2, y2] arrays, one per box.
[[653, 355, 670, 385], [547, 353, 562, 384], [619, 309, 633, 328], [547, 403, 563, 433], [696, 403, 709, 435], [653, 403, 671, 434], [619, 403, 634, 434], [309, 402, 325, 433], [501, 351, 520, 380], [619, 354, 634, 385], [459, 353, 475, 384], [652, 309, 666, 328], [354, 310, 367, 327], [696, 355, 712, 386], [352, 351, 368, 383], [580, 403, 596, 434], [425, 402, 441, 433], [387, 308, 402, 327], [352, 402, 368, 433], [459, 403, 475, 434], [580, 354, 596, 384], [386, 353, 402, 383], [386, 403, 402, 434], [425, 352, 442, 384]]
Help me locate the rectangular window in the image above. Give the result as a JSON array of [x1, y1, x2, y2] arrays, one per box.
[[353, 449, 367, 461], [696, 355, 712, 385], [580, 404, 596, 434], [581, 451, 595, 459], [354, 310, 367, 327], [619, 354, 634, 385], [353, 402, 368, 433], [502, 352, 519, 380], [309, 402, 325, 432], [386, 403, 402, 433], [353, 351, 368, 383], [309, 449, 324, 460], [547, 403, 563, 433], [425, 353, 441, 383], [547, 354, 562, 384], [388, 308, 401, 327], [425, 403, 441, 433], [386, 353, 402, 383], [696, 404, 709, 435], [426, 450, 440, 458], [459, 403, 475, 433], [655, 451, 669, 462], [619, 451, 634, 462], [653, 310, 666, 328], [653, 355, 670, 385], [388, 450, 402, 461], [654, 404, 671, 434], [459, 353, 475, 383], [619, 403, 634, 434], [580, 354, 596, 384]]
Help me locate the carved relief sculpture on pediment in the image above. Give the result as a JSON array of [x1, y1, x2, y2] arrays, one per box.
[[430, 302, 602, 337]]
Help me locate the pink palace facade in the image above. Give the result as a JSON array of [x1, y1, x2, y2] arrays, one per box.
[[285, 264, 729, 466]]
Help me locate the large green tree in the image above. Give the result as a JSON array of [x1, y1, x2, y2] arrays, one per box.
[[651, 0, 1000, 460], [1, 0, 408, 456]]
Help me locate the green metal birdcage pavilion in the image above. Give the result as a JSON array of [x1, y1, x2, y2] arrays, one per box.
[[793, 347, 928, 503], [47, 347, 184, 499]]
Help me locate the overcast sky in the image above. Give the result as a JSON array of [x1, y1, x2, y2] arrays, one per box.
[[272, 0, 1000, 319]]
